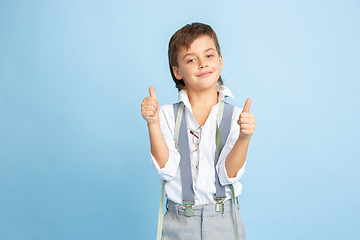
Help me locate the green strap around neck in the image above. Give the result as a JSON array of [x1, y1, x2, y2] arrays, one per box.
[[216, 101, 239, 240], [156, 180, 166, 240], [215, 101, 225, 155], [230, 184, 239, 240]]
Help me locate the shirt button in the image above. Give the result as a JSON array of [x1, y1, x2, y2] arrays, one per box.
[[198, 180, 202, 184]]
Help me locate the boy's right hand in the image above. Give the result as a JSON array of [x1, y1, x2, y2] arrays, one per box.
[[141, 86, 159, 124]]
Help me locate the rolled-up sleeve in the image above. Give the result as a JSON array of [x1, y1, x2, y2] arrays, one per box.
[[149, 105, 181, 181], [216, 107, 246, 185]]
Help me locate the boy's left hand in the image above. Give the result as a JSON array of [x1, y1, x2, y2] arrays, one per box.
[[237, 98, 255, 138]]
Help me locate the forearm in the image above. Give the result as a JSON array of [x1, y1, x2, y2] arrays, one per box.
[[225, 98, 255, 178], [148, 122, 169, 169], [225, 136, 251, 178]]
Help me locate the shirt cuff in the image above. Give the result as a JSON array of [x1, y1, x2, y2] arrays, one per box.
[[149, 149, 180, 181], [217, 160, 246, 185]]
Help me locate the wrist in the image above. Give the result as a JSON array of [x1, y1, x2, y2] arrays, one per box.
[[238, 135, 252, 142], [147, 120, 160, 129]]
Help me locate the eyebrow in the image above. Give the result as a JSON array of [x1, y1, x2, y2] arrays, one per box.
[[182, 48, 216, 60]]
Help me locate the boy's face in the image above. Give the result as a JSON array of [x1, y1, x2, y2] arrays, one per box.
[[173, 36, 223, 92]]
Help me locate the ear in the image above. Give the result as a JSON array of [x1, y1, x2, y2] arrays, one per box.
[[219, 54, 224, 70], [172, 66, 183, 80]]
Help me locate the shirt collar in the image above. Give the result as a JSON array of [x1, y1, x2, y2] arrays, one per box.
[[178, 85, 235, 105]]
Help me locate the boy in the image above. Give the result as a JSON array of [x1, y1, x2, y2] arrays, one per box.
[[141, 22, 255, 240]]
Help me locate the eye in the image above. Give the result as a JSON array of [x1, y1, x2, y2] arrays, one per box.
[[187, 59, 196, 63], [206, 54, 214, 58]]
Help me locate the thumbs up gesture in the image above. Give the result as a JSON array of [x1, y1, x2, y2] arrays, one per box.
[[237, 98, 255, 138], [141, 86, 160, 124]]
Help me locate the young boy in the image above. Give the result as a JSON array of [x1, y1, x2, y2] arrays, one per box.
[[141, 22, 255, 240]]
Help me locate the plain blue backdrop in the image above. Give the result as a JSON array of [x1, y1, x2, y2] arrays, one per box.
[[1, 0, 359, 239]]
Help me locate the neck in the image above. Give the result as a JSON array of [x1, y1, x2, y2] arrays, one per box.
[[186, 85, 219, 108]]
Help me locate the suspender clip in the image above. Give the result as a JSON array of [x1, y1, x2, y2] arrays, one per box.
[[214, 197, 226, 212], [182, 201, 195, 217]]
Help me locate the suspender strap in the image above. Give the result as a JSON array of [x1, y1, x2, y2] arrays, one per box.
[[173, 102, 195, 216], [214, 102, 234, 200], [219, 102, 234, 149]]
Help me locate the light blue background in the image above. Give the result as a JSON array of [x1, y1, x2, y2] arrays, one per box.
[[1, 0, 359, 239]]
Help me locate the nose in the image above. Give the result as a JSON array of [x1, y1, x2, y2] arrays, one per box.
[[199, 58, 208, 69]]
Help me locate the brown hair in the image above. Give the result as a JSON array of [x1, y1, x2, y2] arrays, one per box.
[[168, 22, 224, 91]]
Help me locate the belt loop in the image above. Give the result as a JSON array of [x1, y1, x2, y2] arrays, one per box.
[[175, 203, 181, 219], [166, 199, 169, 210], [221, 202, 226, 218]]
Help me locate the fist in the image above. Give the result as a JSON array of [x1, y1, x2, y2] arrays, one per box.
[[237, 98, 255, 138], [141, 86, 159, 124]]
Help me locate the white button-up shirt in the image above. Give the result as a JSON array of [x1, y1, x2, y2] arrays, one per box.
[[150, 85, 246, 205]]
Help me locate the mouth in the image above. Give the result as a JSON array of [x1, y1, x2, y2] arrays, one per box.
[[197, 72, 212, 78]]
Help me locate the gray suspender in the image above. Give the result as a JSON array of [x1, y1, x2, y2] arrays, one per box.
[[173, 102, 196, 216], [173, 101, 234, 215], [214, 102, 234, 211]]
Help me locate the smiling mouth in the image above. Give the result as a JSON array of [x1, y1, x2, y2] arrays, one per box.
[[197, 72, 212, 77]]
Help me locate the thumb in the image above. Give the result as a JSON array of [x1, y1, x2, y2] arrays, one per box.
[[242, 98, 251, 113], [149, 86, 157, 98]]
